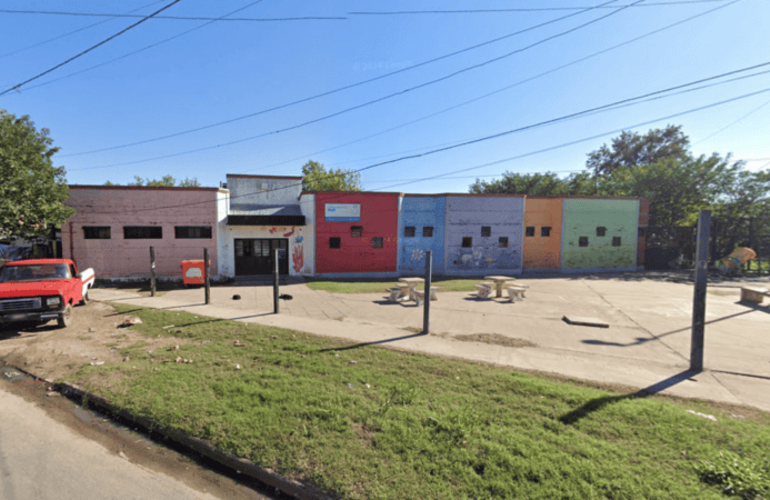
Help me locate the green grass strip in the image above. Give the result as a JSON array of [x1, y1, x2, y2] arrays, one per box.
[[68, 304, 770, 500]]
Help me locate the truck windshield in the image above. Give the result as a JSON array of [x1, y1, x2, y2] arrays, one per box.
[[0, 264, 71, 282]]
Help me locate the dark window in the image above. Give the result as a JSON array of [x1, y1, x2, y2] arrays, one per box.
[[404, 226, 416, 237], [481, 226, 491, 237], [351, 226, 363, 237], [525, 226, 535, 237], [83, 226, 110, 239], [462, 237, 473, 248], [330, 237, 341, 249], [499, 237, 509, 248], [123, 226, 162, 239], [423, 226, 433, 237], [579, 236, 589, 247], [612, 236, 622, 247], [596, 226, 607, 237], [541, 227, 551, 237], [372, 237, 383, 249], [175, 226, 212, 239]]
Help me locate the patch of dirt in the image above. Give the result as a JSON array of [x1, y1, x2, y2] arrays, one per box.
[[453, 333, 537, 348], [0, 300, 186, 381]]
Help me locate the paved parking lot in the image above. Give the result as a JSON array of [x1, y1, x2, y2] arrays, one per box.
[[92, 275, 770, 412]]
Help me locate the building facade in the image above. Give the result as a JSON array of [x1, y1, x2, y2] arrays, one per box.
[[398, 195, 446, 275], [522, 197, 563, 270], [63, 185, 228, 279]]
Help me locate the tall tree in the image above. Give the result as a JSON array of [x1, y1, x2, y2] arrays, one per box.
[[105, 175, 201, 187], [586, 124, 690, 175], [301, 160, 362, 191], [469, 172, 571, 195], [0, 110, 75, 240]]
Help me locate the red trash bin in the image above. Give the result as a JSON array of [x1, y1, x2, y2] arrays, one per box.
[[180, 260, 205, 286]]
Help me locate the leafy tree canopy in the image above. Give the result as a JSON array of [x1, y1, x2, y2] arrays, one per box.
[[586, 124, 690, 175], [0, 109, 75, 240], [301, 160, 362, 191], [105, 175, 201, 187]]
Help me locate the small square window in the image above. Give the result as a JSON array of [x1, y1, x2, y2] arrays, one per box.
[[83, 226, 110, 239], [481, 226, 491, 237], [423, 226, 433, 237], [404, 226, 416, 237], [612, 236, 622, 247], [596, 226, 607, 237], [330, 237, 341, 249], [525, 226, 535, 237], [462, 237, 473, 248], [541, 227, 551, 237], [579, 236, 589, 247], [498, 237, 509, 248], [351, 226, 362, 237], [372, 237, 383, 249]]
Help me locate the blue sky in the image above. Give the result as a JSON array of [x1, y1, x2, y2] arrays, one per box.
[[1, 0, 769, 193]]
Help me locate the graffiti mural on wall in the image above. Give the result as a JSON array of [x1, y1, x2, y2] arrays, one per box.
[[292, 236, 304, 273]]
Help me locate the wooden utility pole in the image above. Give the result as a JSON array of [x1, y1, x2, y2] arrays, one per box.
[[690, 210, 710, 372], [204, 248, 210, 305], [423, 250, 432, 334], [150, 246, 156, 297]]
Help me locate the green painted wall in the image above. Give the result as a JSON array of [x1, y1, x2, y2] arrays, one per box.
[[561, 199, 639, 270]]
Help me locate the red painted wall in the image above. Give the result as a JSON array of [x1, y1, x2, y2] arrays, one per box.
[[314, 192, 400, 273]]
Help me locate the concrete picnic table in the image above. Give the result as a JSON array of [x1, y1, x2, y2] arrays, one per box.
[[484, 275, 516, 298], [399, 277, 439, 302]]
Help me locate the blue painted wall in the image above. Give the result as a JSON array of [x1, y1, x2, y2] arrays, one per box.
[[445, 196, 524, 276], [398, 196, 446, 275]]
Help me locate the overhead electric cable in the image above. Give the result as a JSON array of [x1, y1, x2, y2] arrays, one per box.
[[349, 0, 727, 14], [70, 56, 770, 174], [0, 0, 182, 97], [0, 0, 167, 60], [62, 0, 623, 157], [694, 96, 770, 144], [224, 0, 741, 177], [18, 0, 266, 94], [70, 0, 645, 169], [81, 84, 770, 214], [0, 9, 344, 21]]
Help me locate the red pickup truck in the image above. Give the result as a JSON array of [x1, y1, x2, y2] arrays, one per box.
[[0, 259, 95, 330]]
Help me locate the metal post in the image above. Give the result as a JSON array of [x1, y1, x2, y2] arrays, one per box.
[[150, 246, 156, 297], [690, 210, 710, 372], [423, 250, 432, 334], [204, 247, 210, 305], [273, 248, 280, 314]]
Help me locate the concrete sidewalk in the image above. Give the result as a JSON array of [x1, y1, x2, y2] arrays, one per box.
[[91, 277, 770, 413]]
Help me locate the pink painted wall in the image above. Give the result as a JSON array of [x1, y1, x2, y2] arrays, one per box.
[[63, 186, 225, 279]]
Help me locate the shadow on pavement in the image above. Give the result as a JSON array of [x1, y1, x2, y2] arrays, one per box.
[[559, 369, 696, 425], [319, 332, 426, 352]]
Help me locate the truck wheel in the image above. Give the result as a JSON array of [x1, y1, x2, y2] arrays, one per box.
[[57, 304, 73, 329], [79, 289, 90, 306]]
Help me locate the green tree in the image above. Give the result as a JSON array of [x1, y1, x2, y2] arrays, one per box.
[[0, 110, 75, 240], [301, 160, 362, 191], [469, 172, 571, 195], [106, 175, 201, 187], [586, 124, 690, 175]]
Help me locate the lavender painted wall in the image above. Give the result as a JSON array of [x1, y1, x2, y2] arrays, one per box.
[[445, 196, 524, 276], [398, 196, 446, 275]]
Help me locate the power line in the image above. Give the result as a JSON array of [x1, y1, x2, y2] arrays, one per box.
[[0, 0, 182, 97], [0, 9, 345, 21], [70, 0, 643, 170], [0, 0, 167, 60], [225, 0, 742, 178], [62, 0, 624, 157], [350, 0, 728, 15], [81, 83, 770, 214], [17, 0, 266, 94], [694, 96, 770, 144]]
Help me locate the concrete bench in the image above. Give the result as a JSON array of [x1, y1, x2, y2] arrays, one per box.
[[474, 282, 493, 299], [409, 287, 439, 306], [740, 287, 770, 305], [506, 286, 527, 302], [386, 283, 411, 303]]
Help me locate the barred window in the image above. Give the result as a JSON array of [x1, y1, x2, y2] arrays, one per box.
[[462, 237, 472, 248], [579, 236, 589, 247], [481, 226, 491, 237], [423, 226, 433, 237], [83, 226, 110, 239], [404, 226, 416, 237], [372, 237, 384, 249], [175, 226, 211, 239], [541, 227, 551, 237], [499, 237, 509, 248], [330, 237, 341, 249], [124, 226, 162, 239], [525, 226, 535, 237], [612, 236, 622, 247], [351, 226, 363, 237]]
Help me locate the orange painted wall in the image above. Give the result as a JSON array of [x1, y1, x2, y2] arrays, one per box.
[[523, 198, 562, 269]]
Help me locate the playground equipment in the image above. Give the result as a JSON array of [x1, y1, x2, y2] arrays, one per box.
[[715, 247, 756, 275]]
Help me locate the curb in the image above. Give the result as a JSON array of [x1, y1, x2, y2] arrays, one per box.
[[0, 364, 334, 500], [54, 381, 335, 500]]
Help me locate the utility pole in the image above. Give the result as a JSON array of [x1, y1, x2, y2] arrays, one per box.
[[204, 248, 210, 305], [690, 210, 710, 372], [423, 250, 432, 334], [150, 246, 156, 297]]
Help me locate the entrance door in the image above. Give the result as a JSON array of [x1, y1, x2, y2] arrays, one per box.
[[234, 239, 288, 276]]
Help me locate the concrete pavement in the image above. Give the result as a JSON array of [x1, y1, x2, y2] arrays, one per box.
[[90, 276, 770, 412]]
